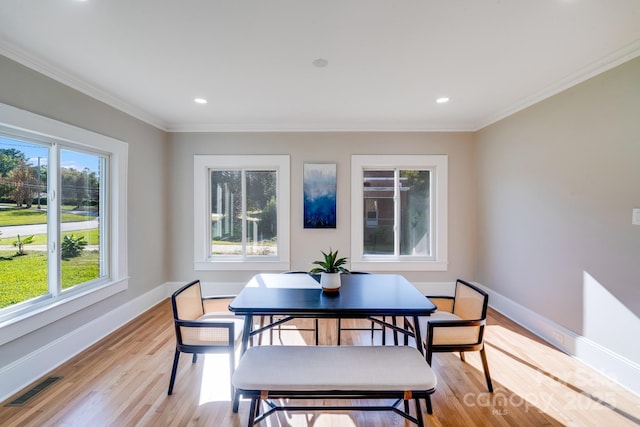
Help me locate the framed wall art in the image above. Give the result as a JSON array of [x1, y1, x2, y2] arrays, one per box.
[[303, 163, 337, 228]]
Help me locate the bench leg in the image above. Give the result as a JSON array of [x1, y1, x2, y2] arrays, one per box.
[[414, 398, 425, 427], [425, 395, 433, 414], [247, 397, 258, 427]]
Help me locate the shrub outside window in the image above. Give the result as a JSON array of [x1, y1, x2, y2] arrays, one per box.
[[0, 103, 128, 345]]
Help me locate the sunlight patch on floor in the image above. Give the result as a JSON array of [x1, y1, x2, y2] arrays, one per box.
[[482, 324, 636, 425], [199, 354, 233, 404]]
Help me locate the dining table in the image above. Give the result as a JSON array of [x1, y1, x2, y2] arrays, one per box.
[[229, 272, 437, 355]]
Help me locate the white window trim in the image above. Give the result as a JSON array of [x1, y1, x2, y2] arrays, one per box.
[[350, 154, 448, 272], [193, 155, 290, 271], [0, 103, 128, 346]]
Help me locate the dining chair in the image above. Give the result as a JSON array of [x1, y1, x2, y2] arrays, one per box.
[[168, 279, 243, 395], [407, 279, 493, 392]]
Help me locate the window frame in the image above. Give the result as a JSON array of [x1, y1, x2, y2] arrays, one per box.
[[193, 155, 290, 271], [0, 103, 128, 346], [350, 154, 448, 272]]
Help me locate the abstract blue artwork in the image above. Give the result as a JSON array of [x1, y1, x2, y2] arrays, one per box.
[[303, 163, 337, 228]]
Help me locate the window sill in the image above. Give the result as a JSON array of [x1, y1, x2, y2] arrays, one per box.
[[194, 261, 290, 271], [0, 278, 128, 346], [351, 261, 448, 272]]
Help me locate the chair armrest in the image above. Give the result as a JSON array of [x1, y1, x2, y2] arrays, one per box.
[[176, 317, 244, 346], [426, 318, 485, 347], [202, 296, 236, 314], [425, 295, 454, 313], [426, 318, 485, 328], [176, 318, 239, 328]]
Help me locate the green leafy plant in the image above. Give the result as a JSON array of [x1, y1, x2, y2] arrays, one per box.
[[13, 234, 34, 256], [310, 248, 350, 274], [61, 234, 88, 259]]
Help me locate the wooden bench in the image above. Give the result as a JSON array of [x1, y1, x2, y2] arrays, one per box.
[[232, 345, 437, 427]]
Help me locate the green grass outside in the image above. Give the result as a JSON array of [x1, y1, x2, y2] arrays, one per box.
[[0, 250, 100, 309], [0, 206, 95, 227]]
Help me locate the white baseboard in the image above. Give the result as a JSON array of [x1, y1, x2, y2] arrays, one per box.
[[0, 284, 168, 403], [471, 281, 640, 396], [3, 280, 638, 404]]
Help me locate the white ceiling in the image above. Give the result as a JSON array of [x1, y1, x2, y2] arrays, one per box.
[[1, 1, 639, 132]]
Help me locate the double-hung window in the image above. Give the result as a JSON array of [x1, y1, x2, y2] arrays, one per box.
[[0, 103, 128, 343], [351, 155, 448, 271], [194, 155, 290, 270]]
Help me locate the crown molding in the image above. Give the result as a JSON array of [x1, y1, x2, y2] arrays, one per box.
[[0, 41, 168, 132], [3, 37, 639, 134], [474, 39, 640, 131], [165, 122, 476, 133]]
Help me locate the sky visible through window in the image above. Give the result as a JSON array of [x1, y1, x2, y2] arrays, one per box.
[[0, 136, 98, 171]]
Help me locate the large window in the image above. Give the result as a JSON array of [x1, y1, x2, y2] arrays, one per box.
[[351, 155, 448, 271], [194, 155, 289, 270], [0, 103, 128, 344]]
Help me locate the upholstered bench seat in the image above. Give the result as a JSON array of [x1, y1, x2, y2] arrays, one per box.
[[232, 345, 437, 427]]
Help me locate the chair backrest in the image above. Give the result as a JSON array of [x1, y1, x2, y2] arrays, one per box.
[[172, 280, 205, 321], [452, 279, 488, 321]]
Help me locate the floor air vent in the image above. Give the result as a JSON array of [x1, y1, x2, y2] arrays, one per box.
[[5, 376, 63, 407]]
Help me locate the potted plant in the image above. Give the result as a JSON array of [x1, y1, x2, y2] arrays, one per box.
[[310, 248, 350, 292]]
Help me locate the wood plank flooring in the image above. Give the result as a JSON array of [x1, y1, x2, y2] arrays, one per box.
[[1, 299, 639, 426]]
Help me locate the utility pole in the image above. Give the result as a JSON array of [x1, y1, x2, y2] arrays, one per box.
[[37, 156, 42, 210]]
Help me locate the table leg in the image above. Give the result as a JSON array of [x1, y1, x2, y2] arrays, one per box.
[[412, 315, 424, 355], [241, 314, 253, 356]]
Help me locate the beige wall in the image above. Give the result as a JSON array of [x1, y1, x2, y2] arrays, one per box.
[[475, 57, 640, 363], [0, 55, 169, 367], [2, 48, 639, 395], [167, 131, 476, 285]]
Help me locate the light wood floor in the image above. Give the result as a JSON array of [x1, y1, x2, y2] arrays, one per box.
[[1, 300, 639, 427]]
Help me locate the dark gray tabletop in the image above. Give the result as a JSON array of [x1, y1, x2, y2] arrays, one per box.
[[229, 273, 436, 318]]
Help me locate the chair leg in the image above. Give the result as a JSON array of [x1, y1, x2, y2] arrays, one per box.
[[403, 317, 410, 346], [381, 316, 386, 345], [337, 318, 342, 345], [229, 351, 236, 397], [269, 315, 274, 345], [232, 389, 240, 413], [392, 316, 398, 345], [257, 316, 265, 346], [314, 318, 319, 345], [480, 346, 494, 392], [168, 348, 180, 395]]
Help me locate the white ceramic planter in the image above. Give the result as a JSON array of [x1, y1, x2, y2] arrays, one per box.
[[320, 272, 341, 292]]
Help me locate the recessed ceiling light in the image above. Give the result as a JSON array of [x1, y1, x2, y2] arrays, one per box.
[[312, 58, 328, 68], [194, 98, 207, 104], [436, 97, 450, 104]]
